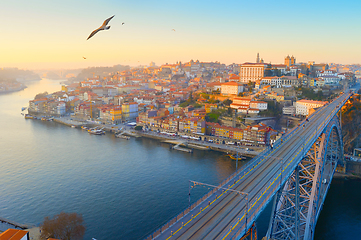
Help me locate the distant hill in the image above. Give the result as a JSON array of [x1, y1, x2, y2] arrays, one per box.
[[0, 68, 40, 81], [33, 69, 83, 80], [76, 64, 130, 80]]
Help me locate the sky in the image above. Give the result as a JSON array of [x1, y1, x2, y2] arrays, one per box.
[[1, 0, 361, 70]]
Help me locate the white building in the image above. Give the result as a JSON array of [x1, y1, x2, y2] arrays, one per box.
[[249, 101, 268, 110], [271, 64, 287, 75], [261, 76, 299, 88], [221, 81, 244, 95], [231, 97, 252, 108], [57, 101, 66, 115], [294, 99, 327, 116], [240, 63, 267, 83], [283, 106, 296, 115], [319, 76, 340, 85]]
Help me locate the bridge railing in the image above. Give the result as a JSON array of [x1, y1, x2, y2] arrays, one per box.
[[228, 99, 347, 239], [222, 94, 351, 239], [146, 93, 352, 240], [229, 95, 352, 239], [145, 176, 243, 239]]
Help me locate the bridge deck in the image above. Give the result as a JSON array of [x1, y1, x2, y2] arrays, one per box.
[[149, 93, 351, 240]]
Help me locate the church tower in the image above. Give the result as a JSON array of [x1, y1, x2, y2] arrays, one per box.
[[256, 53, 260, 63], [291, 55, 296, 65], [285, 55, 291, 67]]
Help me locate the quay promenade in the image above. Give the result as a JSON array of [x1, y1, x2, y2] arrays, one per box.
[[41, 116, 263, 156]]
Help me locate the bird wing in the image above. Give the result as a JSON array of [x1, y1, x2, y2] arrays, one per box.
[[102, 15, 115, 27], [87, 28, 101, 40]]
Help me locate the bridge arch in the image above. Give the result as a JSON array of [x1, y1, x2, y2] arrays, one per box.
[[267, 115, 343, 240]]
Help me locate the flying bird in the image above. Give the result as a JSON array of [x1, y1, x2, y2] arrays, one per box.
[[87, 15, 115, 40], [83, 57, 87, 59], [122, 22, 125, 25], [172, 29, 176, 31]]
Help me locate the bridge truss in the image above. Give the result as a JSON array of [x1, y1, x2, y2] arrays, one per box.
[[267, 114, 344, 240]]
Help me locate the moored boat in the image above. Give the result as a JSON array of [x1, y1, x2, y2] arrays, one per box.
[[88, 128, 105, 135], [24, 114, 34, 119], [227, 154, 246, 160], [115, 134, 130, 140]]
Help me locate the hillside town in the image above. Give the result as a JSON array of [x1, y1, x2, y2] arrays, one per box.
[[26, 54, 357, 148]]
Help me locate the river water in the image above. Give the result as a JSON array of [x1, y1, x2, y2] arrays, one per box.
[[0, 79, 360, 239]]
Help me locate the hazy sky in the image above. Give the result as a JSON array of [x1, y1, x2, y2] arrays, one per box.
[[1, 0, 361, 69]]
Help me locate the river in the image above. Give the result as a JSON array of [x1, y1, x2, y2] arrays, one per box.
[[0, 79, 360, 239]]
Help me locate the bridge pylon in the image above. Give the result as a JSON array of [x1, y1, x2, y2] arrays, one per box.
[[266, 115, 343, 240]]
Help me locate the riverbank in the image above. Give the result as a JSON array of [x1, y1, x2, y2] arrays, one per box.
[[334, 172, 361, 179], [37, 116, 262, 156], [0, 85, 27, 94]]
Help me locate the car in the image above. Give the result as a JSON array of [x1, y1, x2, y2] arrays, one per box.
[[208, 139, 214, 143], [226, 141, 235, 145]]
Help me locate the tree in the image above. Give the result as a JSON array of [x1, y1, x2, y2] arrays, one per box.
[[188, 90, 193, 103], [179, 101, 189, 108], [40, 212, 86, 240], [223, 99, 232, 107]]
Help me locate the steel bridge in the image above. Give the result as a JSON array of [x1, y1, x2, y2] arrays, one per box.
[[146, 92, 352, 240]]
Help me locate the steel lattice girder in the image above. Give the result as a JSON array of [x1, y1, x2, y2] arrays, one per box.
[[267, 115, 343, 240]]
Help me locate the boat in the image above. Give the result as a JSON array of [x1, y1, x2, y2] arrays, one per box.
[[88, 128, 105, 135], [24, 114, 34, 119], [115, 134, 130, 140], [81, 126, 89, 130], [227, 154, 247, 160], [71, 125, 76, 128]]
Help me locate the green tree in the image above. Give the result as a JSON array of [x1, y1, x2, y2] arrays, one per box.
[[259, 100, 282, 119], [223, 99, 232, 107], [188, 90, 193, 103], [40, 212, 85, 240], [201, 93, 210, 99], [191, 103, 203, 108], [179, 101, 189, 108]]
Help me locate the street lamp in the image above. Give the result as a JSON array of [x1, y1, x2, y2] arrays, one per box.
[[188, 180, 249, 227]]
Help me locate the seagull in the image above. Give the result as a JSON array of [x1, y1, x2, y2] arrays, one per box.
[[83, 57, 87, 59], [172, 29, 176, 31], [87, 15, 115, 40], [122, 22, 125, 25]]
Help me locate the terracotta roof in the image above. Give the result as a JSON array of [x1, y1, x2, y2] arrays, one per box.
[[297, 99, 327, 105], [221, 81, 241, 86], [0, 229, 28, 240]]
